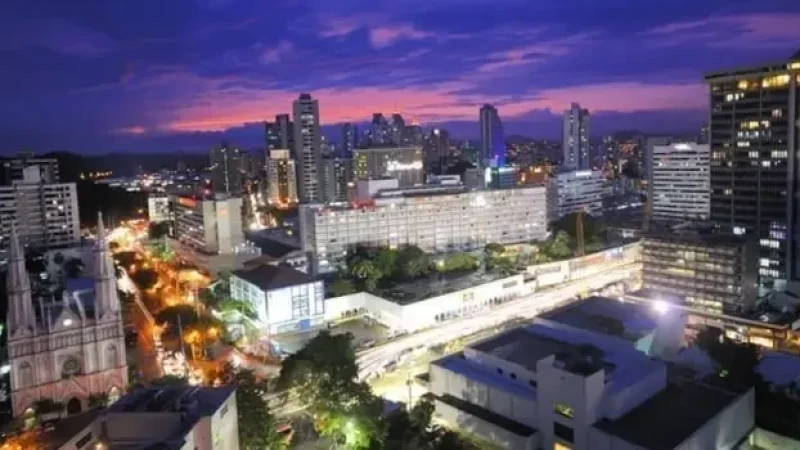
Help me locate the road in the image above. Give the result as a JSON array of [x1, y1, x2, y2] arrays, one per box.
[[356, 266, 637, 380]]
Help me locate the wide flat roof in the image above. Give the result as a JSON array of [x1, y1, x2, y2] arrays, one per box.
[[543, 296, 658, 341], [593, 376, 747, 450], [232, 264, 316, 291]]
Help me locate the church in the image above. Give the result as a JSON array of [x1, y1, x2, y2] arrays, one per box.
[[6, 213, 128, 417]]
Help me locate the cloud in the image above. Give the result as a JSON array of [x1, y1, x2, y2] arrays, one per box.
[[0, 18, 116, 57], [645, 13, 800, 48], [369, 24, 432, 48], [477, 33, 594, 73], [260, 41, 294, 64], [112, 126, 147, 135]]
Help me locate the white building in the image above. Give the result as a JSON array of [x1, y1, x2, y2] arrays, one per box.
[[650, 142, 710, 222], [266, 149, 298, 207], [0, 166, 80, 250], [148, 193, 171, 223], [552, 170, 606, 219], [231, 264, 325, 335], [299, 185, 548, 273], [428, 319, 754, 450], [39, 386, 240, 450], [353, 146, 425, 187], [167, 194, 259, 274], [563, 103, 591, 171], [7, 214, 127, 417], [293, 93, 323, 203]]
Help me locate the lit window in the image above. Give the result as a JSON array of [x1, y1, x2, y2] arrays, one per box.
[[554, 403, 574, 419]]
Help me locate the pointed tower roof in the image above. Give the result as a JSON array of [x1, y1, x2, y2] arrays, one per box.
[[94, 212, 121, 319], [6, 223, 37, 337]]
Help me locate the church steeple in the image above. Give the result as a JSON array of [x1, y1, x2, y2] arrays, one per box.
[[93, 212, 120, 319], [6, 223, 36, 337]]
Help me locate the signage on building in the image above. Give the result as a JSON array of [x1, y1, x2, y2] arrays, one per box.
[[179, 197, 197, 208]]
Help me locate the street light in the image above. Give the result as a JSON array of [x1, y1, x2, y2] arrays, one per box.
[[653, 300, 669, 315]]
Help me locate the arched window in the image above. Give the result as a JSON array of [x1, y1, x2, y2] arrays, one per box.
[[17, 363, 33, 389], [106, 345, 119, 369], [66, 397, 82, 415]]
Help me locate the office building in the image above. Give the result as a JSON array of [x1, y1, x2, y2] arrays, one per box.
[[428, 319, 754, 450], [650, 142, 710, 222], [266, 149, 298, 207], [231, 264, 324, 335], [551, 170, 606, 219], [168, 194, 258, 273], [406, 118, 424, 146], [424, 128, 450, 174], [340, 122, 358, 157], [353, 146, 424, 187], [299, 185, 548, 273], [563, 103, 591, 170], [390, 112, 407, 146], [705, 52, 800, 283], [367, 113, 391, 146], [36, 385, 240, 450], [322, 155, 352, 203], [0, 166, 80, 250], [0, 151, 60, 185], [7, 215, 127, 416], [147, 193, 171, 223], [209, 144, 244, 195], [292, 94, 323, 203], [484, 166, 517, 190], [480, 104, 505, 167], [265, 114, 294, 154], [642, 230, 758, 314]]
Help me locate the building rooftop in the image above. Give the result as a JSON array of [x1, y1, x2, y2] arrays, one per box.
[[642, 229, 748, 248], [108, 385, 234, 416], [543, 296, 658, 342], [232, 264, 316, 291], [434, 353, 536, 399], [593, 377, 747, 450], [40, 409, 102, 450]]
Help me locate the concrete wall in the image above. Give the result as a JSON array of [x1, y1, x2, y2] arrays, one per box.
[[435, 398, 537, 450], [675, 388, 754, 450]]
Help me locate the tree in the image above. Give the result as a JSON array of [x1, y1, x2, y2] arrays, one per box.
[[88, 393, 109, 409], [32, 398, 64, 419], [148, 221, 170, 240], [218, 362, 286, 449], [155, 304, 224, 343], [541, 231, 572, 259], [331, 278, 357, 297], [130, 268, 159, 290], [375, 248, 398, 278], [484, 243, 506, 255], [349, 259, 381, 291], [440, 253, 478, 273], [694, 327, 762, 388], [113, 250, 139, 269], [397, 246, 430, 279]]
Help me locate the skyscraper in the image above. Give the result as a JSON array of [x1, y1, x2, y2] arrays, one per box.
[[293, 93, 323, 203], [368, 113, 391, 146], [209, 143, 243, 195], [424, 128, 450, 174], [322, 156, 352, 203], [705, 51, 800, 283], [341, 122, 358, 157], [390, 112, 407, 145], [406, 117, 424, 147], [479, 104, 505, 167], [562, 103, 591, 170], [266, 149, 298, 206]]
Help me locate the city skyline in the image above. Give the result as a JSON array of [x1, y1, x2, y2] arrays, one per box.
[[1, 0, 799, 152]]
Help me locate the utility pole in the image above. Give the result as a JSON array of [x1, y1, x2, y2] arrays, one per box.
[[576, 210, 585, 257]]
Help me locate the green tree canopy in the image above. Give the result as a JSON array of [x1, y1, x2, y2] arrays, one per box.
[[331, 278, 358, 297], [397, 245, 430, 279], [148, 221, 170, 240]]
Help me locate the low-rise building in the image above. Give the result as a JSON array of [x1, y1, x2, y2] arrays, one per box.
[[551, 170, 606, 219], [641, 230, 758, 314], [427, 319, 754, 450], [231, 264, 324, 335], [300, 185, 548, 273], [148, 193, 171, 223]]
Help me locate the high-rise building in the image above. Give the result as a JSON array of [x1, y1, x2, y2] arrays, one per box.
[[341, 122, 358, 157], [424, 128, 450, 174], [480, 104, 505, 167], [7, 214, 127, 416], [292, 93, 323, 203], [0, 151, 60, 185], [650, 142, 710, 223], [276, 114, 294, 153], [705, 51, 800, 283], [562, 102, 591, 170], [367, 113, 391, 146], [209, 144, 244, 195], [406, 117, 424, 147], [390, 112, 407, 145], [266, 149, 298, 207], [0, 166, 80, 250], [322, 155, 352, 203], [353, 146, 424, 187], [551, 169, 606, 219]]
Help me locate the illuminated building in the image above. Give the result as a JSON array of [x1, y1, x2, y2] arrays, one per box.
[[562, 103, 591, 170], [292, 93, 323, 203], [552, 170, 606, 219], [479, 104, 505, 167], [427, 318, 753, 450], [209, 144, 244, 195], [265, 113, 294, 153], [266, 149, 298, 207], [147, 193, 171, 223], [650, 142, 710, 222], [299, 185, 547, 273], [390, 112, 407, 146], [0, 166, 80, 250], [516, 165, 551, 186], [7, 214, 127, 417], [321, 155, 352, 203], [641, 230, 758, 314], [0, 151, 59, 185], [424, 128, 450, 174], [340, 122, 358, 157], [705, 51, 800, 284], [484, 166, 516, 190], [353, 146, 424, 187]]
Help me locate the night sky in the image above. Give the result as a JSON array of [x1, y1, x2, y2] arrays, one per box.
[[1, 0, 799, 153]]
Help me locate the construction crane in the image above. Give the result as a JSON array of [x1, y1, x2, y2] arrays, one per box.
[[576, 210, 585, 257]]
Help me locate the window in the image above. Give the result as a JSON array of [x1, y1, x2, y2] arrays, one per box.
[[554, 422, 574, 443], [554, 403, 574, 419]]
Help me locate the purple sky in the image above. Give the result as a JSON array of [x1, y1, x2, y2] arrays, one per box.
[[1, 0, 799, 153]]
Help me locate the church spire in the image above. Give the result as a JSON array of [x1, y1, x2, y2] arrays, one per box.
[[6, 223, 36, 337], [94, 212, 120, 319]]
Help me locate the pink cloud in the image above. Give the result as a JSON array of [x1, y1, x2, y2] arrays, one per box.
[[260, 41, 294, 64], [477, 33, 593, 73], [112, 126, 147, 135], [369, 24, 431, 48], [645, 13, 800, 47]]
